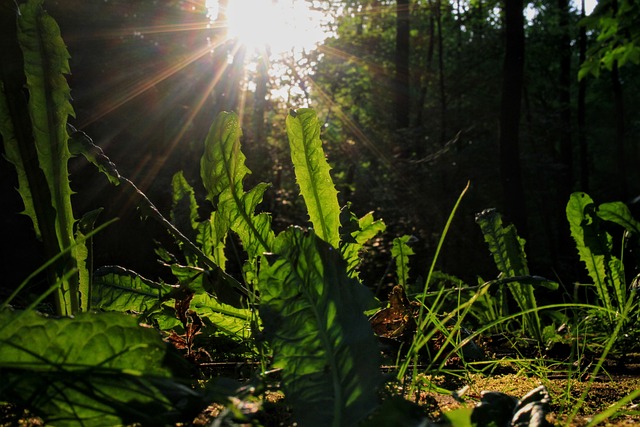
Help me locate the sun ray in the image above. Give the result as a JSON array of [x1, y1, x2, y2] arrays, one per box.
[[79, 40, 225, 128], [63, 21, 216, 42], [304, 75, 393, 170]]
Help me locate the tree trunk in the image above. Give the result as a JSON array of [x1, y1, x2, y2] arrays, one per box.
[[499, 0, 527, 235], [611, 60, 627, 199], [395, 0, 411, 130], [416, 0, 435, 129], [436, 0, 447, 143], [558, 0, 572, 188], [578, 0, 588, 191]]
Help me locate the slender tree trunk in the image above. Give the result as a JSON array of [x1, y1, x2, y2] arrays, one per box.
[[578, 0, 588, 190], [553, 0, 573, 269], [416, 0, 435, 128], [558, 0, 572, 186], [611, 60, 628, 199], [395, 0, 411, 130], [436, 0, 447, 143], [499, 0, 527, 235]]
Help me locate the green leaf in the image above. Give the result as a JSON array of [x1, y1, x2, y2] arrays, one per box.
[[567, 192, 623, 316], [362, 396, 431, 426], [198, 211, 228, 269], [171, 171, 199, 237], [286, 108, 341, 248], [5, 0, 88, 315], [18, 0, 76, 248], [68, 124, 122, 185], [190, 292, 252, 338], [0, 81, 43, 238], [475, 209, 541, 341], [92, 265, 172, 313], [597, 201, 640, 235], [392, 235, 415, 288], [259, 227, 383, 427], [339, 206, 386, 278], [200, 112, 274, 259], [170, 263, 248, 309], [475, 209, 529, 277], [442, 407, 474, 427], [0, 309, 202, 426]]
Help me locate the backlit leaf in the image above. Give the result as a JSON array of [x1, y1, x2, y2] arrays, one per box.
[[0, 309, 202, 426], [286, 108, 341, 248], [200, 112, 274, 259], [259, 227, 382, 427]]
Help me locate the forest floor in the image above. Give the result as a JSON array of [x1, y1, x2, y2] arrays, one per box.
[[3, 345, 639, 426], [2, 370, 639, 426], [185, 359, 640, 426]]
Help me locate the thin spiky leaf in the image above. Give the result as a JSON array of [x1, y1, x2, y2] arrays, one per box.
[[392, 235, 415, 288], [475, 208, 541, 340], [8, 0, 87, 314]]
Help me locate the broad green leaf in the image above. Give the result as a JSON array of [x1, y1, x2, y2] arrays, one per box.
[[170, 264, 248, 309], [200, 112, 274, 259], [92, 265, 172, 313], [442, 407, 474, 427], [191, 293, 252, 338], [286, 108, 341, 248], [597, 201, 640, 235], [0, 309, 202, 426], [392, 235, 415, 288], [259, 228, 382, 427], [339, 207, 386, 278]]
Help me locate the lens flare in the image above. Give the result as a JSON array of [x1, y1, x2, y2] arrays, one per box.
[[207, 0, 326, 55]]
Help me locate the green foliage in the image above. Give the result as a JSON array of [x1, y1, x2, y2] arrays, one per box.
[[286, 108, 342, 248], [0, 0, 88, 315], [597, 200, 640, 235], [201, 111, 274, 261], [92, 266, 172, 313], [339, 207, 386, 278], [475, 208, 543, 342], [579, 0, 640, 79], [567, 192, 631, 319], [171, 171, 228, 268], [392, 235, 416, 288], [259, 227, 383, 427], [0, 309, 203, 426]]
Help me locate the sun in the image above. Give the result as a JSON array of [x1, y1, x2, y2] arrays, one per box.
[[206, 0, 326, 55]]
